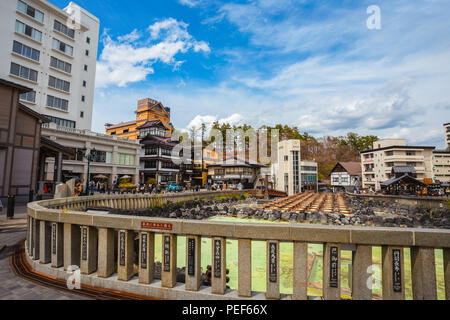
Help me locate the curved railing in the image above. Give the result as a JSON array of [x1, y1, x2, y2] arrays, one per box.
[[26, 191, 450, 300]]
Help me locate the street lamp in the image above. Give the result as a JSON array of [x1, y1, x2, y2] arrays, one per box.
[[81, 146, 97, 196]]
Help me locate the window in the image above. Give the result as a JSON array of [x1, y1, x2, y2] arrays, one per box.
[[20, 91, 36, 103], [52, 38, 73, 56], [145, 147, 158, 155], [119, 154, 135, 165], [17, 1, 44, 23], [50, 56, 72, 74], [333, 177, 339, 183], [161, 148, 172, 156], [406, 151, 416, 156], [292, 151, 299, 193], [145, 160, 157, 169], [123, 129, 129, 133], [301, 166, 316, 172], [45, 115, 75, 128], [110, 131, 116, 135], [94, 151, 107, 163], [10, 62, 38, 82], [12, 41, 40, 61], [84, 64, 88, 71], [46, 95, 68, 111], [284, 155, 288, 161], [81, 95, 85, 102], [53, 20, 75, 39], [80, 111, 84, 118], [386, 151, 394, 156], [48, 75, 70, 92], [82, 80, 86, 87], [86, 37, 90, 44], [85, 50, 89, 56], [15, 20, 42, 42]]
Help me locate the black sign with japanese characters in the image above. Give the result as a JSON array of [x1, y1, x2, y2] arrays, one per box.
[[392, 249, 402, 292], [81, 227, 87, 261], [164, 236, 171, 272], [214, 239, 221, 278], [52, 223, 56, 255], [141, 233, 147, 269], [119, 231, 126, 266], [329, 246, 339, 288], [188, 238, 195, 276], [269, 242, 277, 283]]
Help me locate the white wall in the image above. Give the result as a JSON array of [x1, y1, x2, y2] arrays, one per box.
[[0, 0, 99, 130]]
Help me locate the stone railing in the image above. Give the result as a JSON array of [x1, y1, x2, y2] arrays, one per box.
[[26, 191, 450, 300]]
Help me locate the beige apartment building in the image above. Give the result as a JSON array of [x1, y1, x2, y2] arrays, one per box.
[[272, 139, 317, 195], [40, 122, 141, 189], [360, 139, 435, 191]]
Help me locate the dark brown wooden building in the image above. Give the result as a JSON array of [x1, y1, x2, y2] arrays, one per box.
[[0, 79, 48, 200]]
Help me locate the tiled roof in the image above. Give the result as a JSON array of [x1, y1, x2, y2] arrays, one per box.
[[333, 162, 362, 176]]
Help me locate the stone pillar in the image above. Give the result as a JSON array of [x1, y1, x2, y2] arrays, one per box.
[[80, 226, 98, 275], [28, 217, 33, 257], [411, 247, 437, 300], [56, 151, 63, 183], [211, 237, 227, 295], [185, 235, 202, 291], [118, 230, 135, 281], [382, 246, 405, 300], [39, 221, 51, 264], [64, 223, 81, 271], [98, 228, 115, 278], [352, 245, 372, 300], [51, 222, 64, 268], [323, 243, 341, 300], [32, 218, 40, 260], [238, 239, 252, 297], [444, 248, 450, 301], [139, 232, 155, 284], [293, 241, 308, 300], [161, 234, 177, 288], [266, 240, 280, 299]]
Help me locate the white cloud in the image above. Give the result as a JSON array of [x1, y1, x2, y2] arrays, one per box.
[[178, 0, 203, 8], [95, 18, 210, 88]]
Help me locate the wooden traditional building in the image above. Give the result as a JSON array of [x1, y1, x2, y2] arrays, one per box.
[[139, 120, 192, 185], [105, 98, 173, 139], [0, 79, 48, 200]]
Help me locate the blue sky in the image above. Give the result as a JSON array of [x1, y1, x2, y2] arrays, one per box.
[[52, 0, 450, 148]]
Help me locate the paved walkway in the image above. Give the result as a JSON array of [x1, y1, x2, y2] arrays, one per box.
[[0, 206, 90, 300]]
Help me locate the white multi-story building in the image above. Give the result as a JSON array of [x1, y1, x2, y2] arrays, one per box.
[[444, 123, 450, 149], [360, 139, 435, 191], [0, 0, 99, 130], [272, 140, 317, 195]]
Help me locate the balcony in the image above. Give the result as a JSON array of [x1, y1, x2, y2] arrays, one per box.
[[384, 155, 424, 162], [363, 158, 374, 163]]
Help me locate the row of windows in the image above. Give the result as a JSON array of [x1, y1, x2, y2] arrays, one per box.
[[54, 20, 75, 39], [301, 166, 317, 172], [20, 91, 36, 103], [119, 154, 135, 166], [50, 56, 72, 73], [45, 115, 76, 128], [15, 20, 42, 42], [17, 1, 44, 23], [47, 95, 68, 111], [10, 62, 38, 82], [16, 1, 93, 47], [52, 38, 73, 56], [13, 40, 40, 61], [48, 75, 70, 92]]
